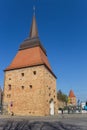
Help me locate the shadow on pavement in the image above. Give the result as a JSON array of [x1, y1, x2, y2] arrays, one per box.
[[2, 121, 81, 130]]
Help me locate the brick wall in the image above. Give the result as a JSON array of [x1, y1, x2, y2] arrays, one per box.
[[3, 65, 57, 116]]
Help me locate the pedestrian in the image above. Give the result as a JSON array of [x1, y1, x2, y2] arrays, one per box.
[[62, 108, 63, 114], [68, 107, 70, 114], [11, 111, 14, 116]]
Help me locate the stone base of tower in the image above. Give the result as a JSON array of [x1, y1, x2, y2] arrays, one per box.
[[2, 104, 58, 116], [3, 65, 58, 116], [2, 102, 58, 116], [2, 98, 58, 116]]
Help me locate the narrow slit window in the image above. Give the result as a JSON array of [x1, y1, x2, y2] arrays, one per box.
[[21, 86, 24, 89], [30, 85, 32, 89], [49, 87, 51, 90], [49, 93, 51, 96], [21, 73, 24, 77], [33, 71, 36, 75], [8, 84, 11, 90], [7, 94, 11, 98], [10, 102, 13, 107]]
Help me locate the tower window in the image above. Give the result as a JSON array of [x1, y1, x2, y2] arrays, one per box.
[[9, 78, 11, 80], [33, 71, 36, 75], [49, 87, 51, 90], [29, 85, 32, 89], [10, 102, 13, 107], [8, 84, 11, 90], [21, 86, 24, 89], [49, 93, 51, 96], [7, 94, 11, 98], [21, 73, 24, 77]]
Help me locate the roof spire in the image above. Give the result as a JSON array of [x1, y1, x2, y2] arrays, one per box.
[[29, 6, 38, 38]]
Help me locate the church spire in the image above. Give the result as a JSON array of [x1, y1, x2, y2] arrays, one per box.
[[19, 7, 47, 55], [29, 6, 38, 38]]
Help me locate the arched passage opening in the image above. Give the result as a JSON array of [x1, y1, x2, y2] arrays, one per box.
[[49, 99, 54, 115]]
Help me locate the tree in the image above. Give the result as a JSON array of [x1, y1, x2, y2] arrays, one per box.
[[57, 90, 68, 105]]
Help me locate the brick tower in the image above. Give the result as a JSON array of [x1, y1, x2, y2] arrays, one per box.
[[68, 90, 76, 106], [3, 13, 58, 116]]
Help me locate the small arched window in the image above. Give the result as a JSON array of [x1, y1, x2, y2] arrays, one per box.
[[29, 85, 32, 89], [21, 86, 24, 89], [33, 71, 36, 75], [21, 73, 24, 77], [8, 84, 11, 90]]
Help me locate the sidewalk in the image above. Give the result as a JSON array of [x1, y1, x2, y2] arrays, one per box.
[[0, 113, 87, 121]]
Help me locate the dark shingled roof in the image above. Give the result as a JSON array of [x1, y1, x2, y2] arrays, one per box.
[[19, 37, 47, 55], [19, 15, 47, 55]]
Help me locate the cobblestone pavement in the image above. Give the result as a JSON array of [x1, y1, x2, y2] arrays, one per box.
[[2, 121, 82, 130], [0, 114, 87, 130]]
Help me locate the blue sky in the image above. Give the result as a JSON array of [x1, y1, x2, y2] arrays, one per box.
[[0, 0, 87, 101]]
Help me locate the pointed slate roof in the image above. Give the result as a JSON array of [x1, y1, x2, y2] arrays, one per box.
[[29, 15, 38, 38], [19, 15, 46, 55], [5, 14, 56, 78], [69, 90, 76, 98]]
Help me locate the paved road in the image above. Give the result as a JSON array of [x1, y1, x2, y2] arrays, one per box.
[[0, 114, 87, 130]]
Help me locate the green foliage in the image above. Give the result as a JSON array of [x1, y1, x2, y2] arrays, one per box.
[[57, 90, 68, 104]]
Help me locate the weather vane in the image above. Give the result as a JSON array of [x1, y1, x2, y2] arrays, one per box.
[[33, 5, 36, 16]]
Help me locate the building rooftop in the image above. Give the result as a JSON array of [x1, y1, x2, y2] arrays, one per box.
[[69, 90, 76, 98]]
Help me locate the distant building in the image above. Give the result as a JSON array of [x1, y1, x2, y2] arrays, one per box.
[[0, 87, 3, 106], [3, 12, 58, 116], [81, 102, 85, 109], [68, 90, 76, 106]]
